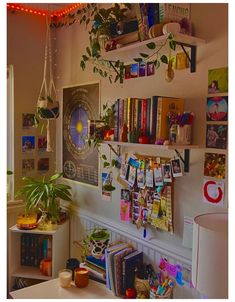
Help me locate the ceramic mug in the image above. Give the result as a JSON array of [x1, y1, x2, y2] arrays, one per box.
[[162, 22, 181, 35], [74, 267, 89, 288]]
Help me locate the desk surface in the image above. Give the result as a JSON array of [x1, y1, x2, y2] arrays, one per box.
[[10, 278, 117, 299]]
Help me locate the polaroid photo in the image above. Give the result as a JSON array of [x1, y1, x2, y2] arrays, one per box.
[[120, 162, 128, 180], [127, 155, 140, 169], [22, 136, 35, 153], [171, 158, 183, 177], [162, 163, 172, 183], [121, 189, 131, 201], [128, 165, 136, 187], [137, 169, 145, 188], [145, 169, 154, 188], [154, 166, 164, 186]]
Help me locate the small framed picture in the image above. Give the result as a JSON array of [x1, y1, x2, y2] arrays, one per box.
[[162, 163, 172, 182], [125, 64, 131, 79], [171, 158, 183, 177], [147, 62, 155, 76], [22, 136, 35, 153], [131, 63, 138, 78], [139, 62, 146, 77]]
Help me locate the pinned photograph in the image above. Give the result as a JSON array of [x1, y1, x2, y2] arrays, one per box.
[[38, 136, 47, 153], [121, 189, 131, 201], [120, 200, 131, 222], [154, 165, 163, 186], [128, 165, 136, 187], [102, 172, 111, 201], [22, 136, 35, 153], [137, 168, 145, 188], [38, 158, 49, 173], [208, 67, 228, 94], [22, 159, 35, 175], [162, 163, 172, 182], [131, 63, 138, 78], [171, 158, 183, 177], [206, 124, 227, 149], [206, 96, 228, 121], [139, 62, 146, 77], [22, 113, 35, 128], [204, 153, 226, 179], [147, 62, 155, 76]]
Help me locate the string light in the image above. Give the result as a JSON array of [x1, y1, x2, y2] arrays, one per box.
[[7, 3, 83, 18]]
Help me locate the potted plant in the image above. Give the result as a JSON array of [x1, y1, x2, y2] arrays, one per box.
[[16, 172, 72, 230]]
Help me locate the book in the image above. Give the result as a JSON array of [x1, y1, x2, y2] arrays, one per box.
[[86, 255, 106, 270], [122, 250, 143, 293], [134, 4, 149, 41], [133, 98, 139, 130], [114, 99, 119, 141], [156, 97, 184, 140], [150, 96, 159, 142], [159, 3, 191, 23], [141, 98, 147, 134], [113, 247, 133, 296], [147, 3, 160, 27], [146, 97, 151, 136], [137, 99, 142, 130], [80, 262, 106, 282]]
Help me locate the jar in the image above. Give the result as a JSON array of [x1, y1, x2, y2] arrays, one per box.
[[74, 268, 89, 288]]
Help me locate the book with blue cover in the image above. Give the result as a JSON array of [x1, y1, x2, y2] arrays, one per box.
[[86, 255, 106, 270]]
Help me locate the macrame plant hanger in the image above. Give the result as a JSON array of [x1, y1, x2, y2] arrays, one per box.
[[37, 14, 59, 152]]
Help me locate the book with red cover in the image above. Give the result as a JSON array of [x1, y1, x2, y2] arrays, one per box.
[[146, 97, 151, 136], [141, 98, 147, 134]]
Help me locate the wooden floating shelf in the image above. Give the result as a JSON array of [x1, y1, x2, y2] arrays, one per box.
[[10, 224, 57, 235], [102, 140, 200, 150], [102, 33, 206, 61]]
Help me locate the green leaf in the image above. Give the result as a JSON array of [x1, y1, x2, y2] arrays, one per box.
[[133, 58, 143, 63], [103, 162, 110, 168], [160, 55, 168, 64], [86, 47, 91, 56], [47, 95, 53, 103], [139, 53, 149, 58], [101, 154, 107, 160], [80, 60, 85, 70], [114, 74, 120, 83], [7, 170, 13, 175], [169, 40, 176, 51], [49, 172, 63, 182], [146, 42, 156, 50], [82, 55, 89, 61], [154, 60, 160, 69]]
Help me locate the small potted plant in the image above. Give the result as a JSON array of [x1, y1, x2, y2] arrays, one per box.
[[16, 172, 72, 230], [89, 228, 110, 259]]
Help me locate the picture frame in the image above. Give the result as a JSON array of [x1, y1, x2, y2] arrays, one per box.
[[162, 163, 172, 182], [62, 81, 100, 187], [206, 124, 227, 149]]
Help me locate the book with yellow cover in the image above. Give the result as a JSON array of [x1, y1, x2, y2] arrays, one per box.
[[156, 97, 184, 140]]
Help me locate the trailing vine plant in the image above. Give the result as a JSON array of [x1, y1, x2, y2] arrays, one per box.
[[50, 4, 176, 83]]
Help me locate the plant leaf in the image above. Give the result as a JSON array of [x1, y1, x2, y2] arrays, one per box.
[[103, 161, 110, 168], [139, 53, 149, 58], [101, 154, 107, 160], [169, 40, 176, 51], [160, 55, 168, 64], [146, 42, 156, 50], [133, 58, 143, 63]]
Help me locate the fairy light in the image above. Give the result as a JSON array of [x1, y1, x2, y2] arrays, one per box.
[[7, 3, 83, 18]]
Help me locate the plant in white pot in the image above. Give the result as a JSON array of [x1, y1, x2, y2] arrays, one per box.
[[16, 172, 72, 230]]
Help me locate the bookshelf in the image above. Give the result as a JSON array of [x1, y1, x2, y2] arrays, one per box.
[[8, 220, 69, 291], [102, 141, 200, 173], [102, 33, 206, 73]]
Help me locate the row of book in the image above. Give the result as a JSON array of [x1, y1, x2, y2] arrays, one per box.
[[105, 242, 143, 297], [80, 255, 106, 284], [21, 234, 52, 267], [114, 96, 184, 143]]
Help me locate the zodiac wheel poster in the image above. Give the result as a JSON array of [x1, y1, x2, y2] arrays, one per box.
[[63, 82, 100, 186]]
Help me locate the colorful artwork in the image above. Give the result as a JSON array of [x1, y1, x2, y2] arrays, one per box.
[[208, 67, 228, 94], [22, 136, 35, 152], [206, 96, 228, 121], [125, 65, 131, 79], [139, 62, 146, 77], [204, 153, 226, 179], [102, 172, 111, 201], [22, 113, 35, 128], [22, 159, 35, 175], [206, 124, 227, 149], [203, 179, 224, 207], [63, 82, 99, 186], [120, 200, 131, 221], [38, 158, 49, 172], [38, 136, 47, 152], [131, 63, 138, 78], [147, 62, 155, 76]]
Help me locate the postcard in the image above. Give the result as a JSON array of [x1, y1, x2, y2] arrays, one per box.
[[206, 96, 228, 121], [203, 179, 225, 207], [120, 200, 131, 221], [208, 67, 228, 94], [139, 62, 146, 77], [102, 172, 111, 201], [22, 113, 35, 128], [38, 136, 47, 153], [22, 159, 35, 175], [147, 62, 155, 76], [38, 158, 49, 173], [204, 153, 226, 179], [131, 63, 138, 78], [206, 124, 227, 149], [124, 64, 131, 80]]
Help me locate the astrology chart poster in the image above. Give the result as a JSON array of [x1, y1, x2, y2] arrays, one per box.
[[63, 82, 100, 186]]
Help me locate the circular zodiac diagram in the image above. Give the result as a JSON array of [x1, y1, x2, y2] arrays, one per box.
[[63, 160, 77, 179]]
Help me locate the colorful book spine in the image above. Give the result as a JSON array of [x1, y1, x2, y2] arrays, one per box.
[[133, 98, 139, 130], [123, 99, 128, 128], [146, 98, 151, 136], [147, 3, 160, 27], [114, 99, 119, 141], [150, 96, 159, 141], [141, 98, 147, 134], [137, 99, 142, 130], [118, 99, 124, 141], [135, 4, 149, 41]]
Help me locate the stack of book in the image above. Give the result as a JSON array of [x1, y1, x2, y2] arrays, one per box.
[[114, 96, 184, 143], [21, 234, 52, 267], [80, 255, 106, 284], [104, 242, 143, 297]]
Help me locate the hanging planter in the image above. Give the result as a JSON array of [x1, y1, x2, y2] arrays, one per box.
[[36, 16, 60, 152]]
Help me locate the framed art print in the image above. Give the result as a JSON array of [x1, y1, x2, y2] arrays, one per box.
[[63, 82, 100, 186]]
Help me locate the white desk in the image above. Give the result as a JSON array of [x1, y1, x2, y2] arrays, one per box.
[[10, 278, 117, 299]]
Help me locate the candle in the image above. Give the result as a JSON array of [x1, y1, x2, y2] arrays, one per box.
[[74, 268, 89, 288], [59, 269, 72, 288]]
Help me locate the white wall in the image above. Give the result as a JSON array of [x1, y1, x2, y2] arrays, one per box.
[[55, 2, 228, 256]]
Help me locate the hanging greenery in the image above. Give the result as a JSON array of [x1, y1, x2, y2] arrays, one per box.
[[50, 4, 176, 84]]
